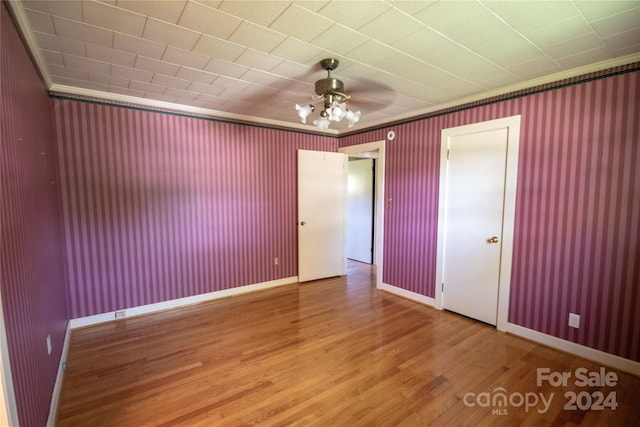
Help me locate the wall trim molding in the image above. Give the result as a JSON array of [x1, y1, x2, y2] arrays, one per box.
[[46, 324, 71, 427], [69, 276, 298, 329], [506, 323, 640, 377], [378, 282, 436, 307]]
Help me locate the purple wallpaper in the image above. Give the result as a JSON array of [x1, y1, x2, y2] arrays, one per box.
[[341, 70, 640, 362], [0, 4, 68, 426], [53, 99, 336, 318]]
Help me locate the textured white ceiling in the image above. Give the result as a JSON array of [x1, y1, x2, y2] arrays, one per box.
[[9, 0, 640, 133]]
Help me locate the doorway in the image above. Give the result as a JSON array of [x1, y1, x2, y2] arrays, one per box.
[[435, 116, 521, 331], [347, 157, 375, 264], [339, 140, 385, 289]]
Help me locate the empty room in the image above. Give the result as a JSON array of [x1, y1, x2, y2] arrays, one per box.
[[1, 1, 639, 426]]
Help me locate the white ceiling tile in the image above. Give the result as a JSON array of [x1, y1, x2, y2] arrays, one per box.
[[218, 0, 291, 26], [162, 46, 211, 69], [33, 31, 86, 56], [556, 46, 613, 68], [188, 82, 225, 96], [24, 8, 55, 33], [573, 0, 639, 22], [62, 54, 111, 75], [345, 39, 399, 67], [176, 67, 217, 84], [130, 80, 167, 94], [310, 23, 369, 55], [317, 0, 390, 29], [203, 58, 249, 78], [83, 1, 147, 37], [211, 75, 252, 91], [142, 17, 201, 50], [387, 0, 437, 16], [134, 55, 181, 76], [239, 69, 281, 86], [415, 1, 511, 42], [270, 60, 312, 80], [113, 32, 165, 59], [164, 87, 200, 100], [178, 1, 242, 38], [603, 28, 640, 53], [86, 43, 136, 67], [468, 31, 543, 68], [228, 21, 287, 53], [543, 32, 607, 60], [393, 28, 454, 60], [111, 64, 154, 83], [40, 49, 65, 66], [22, 1, 83, 20], [590, 7, 640, 38], [270, 37, 325, 64], [109, 86, 146, 98], [116, 0, 187, 24], [484, 1, 582, 34], [88, 72, 129, 88], [234, 49, 283, 72], [525, 15, 594, 48], [359, 7, 424, 44], [269, 3, 334, 42], [53, 16, 114, 47], [192, 34, 244, 62], [47, 64, 88, 81], [505, 56, 562, 79]]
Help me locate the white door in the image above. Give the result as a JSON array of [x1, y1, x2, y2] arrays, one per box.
[[298, 150, 347, 282], [441, 128, 509, 325], [347, 158, 374, 263]]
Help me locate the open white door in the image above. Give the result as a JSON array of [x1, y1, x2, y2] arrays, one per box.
[[298, 150, 347, 282]]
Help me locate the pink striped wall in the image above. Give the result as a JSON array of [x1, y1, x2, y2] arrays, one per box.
[[53, 99, 335, 318], [341, 70, 640, 362], [0, 4, 68, 426]]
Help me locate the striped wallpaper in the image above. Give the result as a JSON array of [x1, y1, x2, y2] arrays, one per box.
[[53, 99, 335, 319], [0, 4, 68, 426], [341, 69, 640, 362]]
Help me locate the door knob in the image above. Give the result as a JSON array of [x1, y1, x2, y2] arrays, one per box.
[[300, 221, 306, 226], [488, 236, 500, 243]]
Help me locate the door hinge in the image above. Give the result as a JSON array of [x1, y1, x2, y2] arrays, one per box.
[[441, 282, 444, 292], [446, 149, 450, 160]]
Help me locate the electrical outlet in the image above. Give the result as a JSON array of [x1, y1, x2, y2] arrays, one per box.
[[273, 257, 279, 266], [568, 313, 580, 329], [115, 310, 126, 319], [46, 334, 52, 355]]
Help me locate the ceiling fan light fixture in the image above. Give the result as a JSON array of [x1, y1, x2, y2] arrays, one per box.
[[295, 104, 314, 124], [296, 58, 362, 130]]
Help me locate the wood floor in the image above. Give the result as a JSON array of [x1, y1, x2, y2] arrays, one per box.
[[57, 261, 639, 426]]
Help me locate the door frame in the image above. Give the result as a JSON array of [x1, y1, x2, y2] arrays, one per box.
[[0, 287, 19, 426], [339, 140, 385, 289], [434, 116, 521, 332]]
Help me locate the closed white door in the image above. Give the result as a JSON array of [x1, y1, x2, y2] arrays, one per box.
[[442, 128, 509, 325], [298, 150, 347, 282], [347, 158, 374, 263]]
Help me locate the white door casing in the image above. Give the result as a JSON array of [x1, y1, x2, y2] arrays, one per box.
[[435, 116, 521, 331], [339, 140, 386, 289], [297, 150, 348, 282]]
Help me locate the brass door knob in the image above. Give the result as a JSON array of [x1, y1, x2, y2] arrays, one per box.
[[488, 236, 500, 243]]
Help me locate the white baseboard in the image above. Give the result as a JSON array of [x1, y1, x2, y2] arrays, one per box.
[[69, 276, 298, 329], [506, 322, 640, 377], [378, 282, 436, 307], [375, 283, 639, 377], [47, 322, 71, 427]]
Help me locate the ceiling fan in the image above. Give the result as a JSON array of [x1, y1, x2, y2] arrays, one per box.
[[295, 58, 361, 130]]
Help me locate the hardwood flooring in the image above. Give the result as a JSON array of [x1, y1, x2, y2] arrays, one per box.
[[57, 261, 639, 426]]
